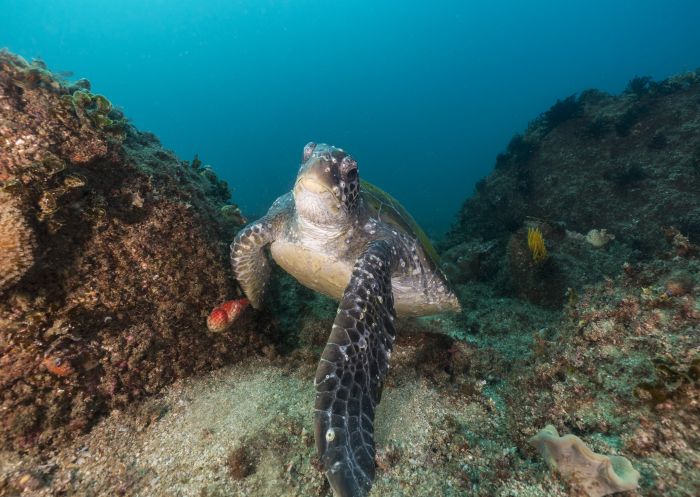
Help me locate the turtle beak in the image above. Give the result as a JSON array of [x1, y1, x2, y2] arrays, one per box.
[[294, 157, 336, 197], [294, 176, 340, 214], [295, 175, 330, 194], [293, 157, 343, 220]]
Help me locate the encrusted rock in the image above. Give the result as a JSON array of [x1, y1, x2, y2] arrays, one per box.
[[0, 191, 36, 291], [0, 49, 265, 452]]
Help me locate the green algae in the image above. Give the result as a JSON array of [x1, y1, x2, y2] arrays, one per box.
[[65, 89, 126, 137]]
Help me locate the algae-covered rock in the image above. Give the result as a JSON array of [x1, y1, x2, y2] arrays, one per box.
[[437, 72, 700, 497], [442, 72, 700, 310], [0, 49, 266, 451], [448, 71, 700, 256], [0, 191, 36, 292]]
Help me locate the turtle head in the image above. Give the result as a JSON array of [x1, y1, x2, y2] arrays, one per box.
[[293, 142, 360, 225]]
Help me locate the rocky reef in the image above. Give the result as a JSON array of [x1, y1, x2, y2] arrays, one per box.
[[443, 72, 700, 307], [0, 50, 268, 452], [435, 72, 700, 496], [1, 52, 698, 497], [2, 249, 696, 496], [449, 73, 700, 252]]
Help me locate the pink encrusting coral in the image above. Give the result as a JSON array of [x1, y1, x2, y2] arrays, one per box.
[[207, 299, 250, 333]]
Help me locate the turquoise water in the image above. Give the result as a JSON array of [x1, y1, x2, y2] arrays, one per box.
[[2, 0, 700, 235]]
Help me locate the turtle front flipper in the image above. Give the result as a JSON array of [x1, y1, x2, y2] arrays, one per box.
[[231, 220, 276, 309], [314, 240, 396, 497]]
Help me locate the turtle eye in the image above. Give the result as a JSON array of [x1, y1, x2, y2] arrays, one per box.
[[302, 142, 316, 162]]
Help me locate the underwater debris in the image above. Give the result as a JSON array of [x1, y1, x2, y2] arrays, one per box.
[[530, 425, 640, 497]]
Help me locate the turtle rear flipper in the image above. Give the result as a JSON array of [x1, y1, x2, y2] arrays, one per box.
[[314, 240, 396, 497]]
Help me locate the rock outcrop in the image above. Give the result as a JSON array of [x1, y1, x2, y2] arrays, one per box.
[[437, 72, 700, 496], [0, 50, 270, 451], [443, 72, 700, 306]]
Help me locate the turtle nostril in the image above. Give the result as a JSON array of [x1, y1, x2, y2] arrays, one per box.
[[340, 156, 358, 177]]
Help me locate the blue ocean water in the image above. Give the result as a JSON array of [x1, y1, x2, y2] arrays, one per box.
[[2, 0, 700, 236]]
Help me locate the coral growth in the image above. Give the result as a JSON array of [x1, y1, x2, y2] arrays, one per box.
[[0, 50, 269, 451], [436, 70, 700, 497], [527, 226, 548, 263], [0, 51, 119, 175], [506, 223, 564, 307], [449, 70, 700, 254], [542, 94, 583, 132], [0, 192, 36, 291], [585, 228, 615, 248]]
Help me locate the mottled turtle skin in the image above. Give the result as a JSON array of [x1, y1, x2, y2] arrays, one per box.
[[231, 143, 460, 497]]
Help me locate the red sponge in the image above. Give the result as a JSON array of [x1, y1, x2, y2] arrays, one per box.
[[206, 298, 250, 333]]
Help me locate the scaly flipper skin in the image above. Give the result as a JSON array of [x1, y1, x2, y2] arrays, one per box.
[[231, 221, 274, 309], [314, 240, 397, 497], [230, 194, 292, 309]]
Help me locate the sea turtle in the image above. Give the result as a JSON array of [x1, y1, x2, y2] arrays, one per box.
[[210, 143, 461, 496]]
